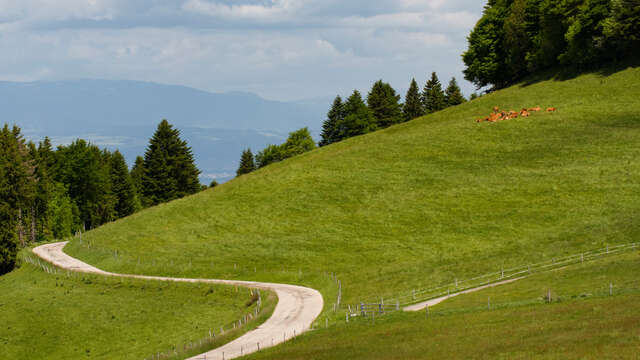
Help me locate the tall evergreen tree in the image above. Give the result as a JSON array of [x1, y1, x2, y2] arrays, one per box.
[[237, 149, 256, 176], [340, 90, 377, 139], [30, 137, 57, 240], [423, 72, 447, 114], [142, 120, 201, 206], [403, 78, 425, 121], [367, 80, 402, 128], [445, 77, 467, 107], [1, 125, 35, 248], [110, 150, 138, 218], [130, 156, 146, 207], [0, 136, 18, 275], [319, 96, 345, 147]]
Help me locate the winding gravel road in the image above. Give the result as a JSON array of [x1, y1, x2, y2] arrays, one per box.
[[33, 242, 324, 360]]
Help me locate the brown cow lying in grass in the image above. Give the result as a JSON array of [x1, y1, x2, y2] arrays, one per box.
[[476, 106, 555, 123]]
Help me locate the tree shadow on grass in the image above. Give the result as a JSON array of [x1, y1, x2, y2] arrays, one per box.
[[518, 56, 640, 88]]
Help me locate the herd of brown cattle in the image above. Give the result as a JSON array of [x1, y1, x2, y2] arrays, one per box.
[[477, 106, 556, 123]]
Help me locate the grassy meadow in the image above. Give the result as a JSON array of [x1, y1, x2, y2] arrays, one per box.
[[243, 250, 640, 359], [65, 64, 640, 309], [0, 252, 276, 360]]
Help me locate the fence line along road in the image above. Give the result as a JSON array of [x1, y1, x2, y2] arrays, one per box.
[[359, 242, 639, 310]]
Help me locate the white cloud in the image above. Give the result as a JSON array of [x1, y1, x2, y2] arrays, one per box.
[[0, 1, 486, 100]]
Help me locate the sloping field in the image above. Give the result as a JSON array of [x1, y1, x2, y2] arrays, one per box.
[[0, 252, 275, 360], [242, 251, 640, 359], [66, 65, 640, 308]]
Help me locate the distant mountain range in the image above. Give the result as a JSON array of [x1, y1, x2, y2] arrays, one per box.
[[0, 80, 329, 183]]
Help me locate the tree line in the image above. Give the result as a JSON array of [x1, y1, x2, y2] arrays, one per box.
[[319, 73, 465, 147], [235, 73, 466, 177], [0, 119, 200, 275], [463, 0, 640, 89]]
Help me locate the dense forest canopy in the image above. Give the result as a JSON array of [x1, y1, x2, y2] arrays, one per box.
[[463, 0, 640, 89]]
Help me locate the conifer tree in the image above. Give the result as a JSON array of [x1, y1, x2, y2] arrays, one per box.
[[237, 148, 256, 176], [0, 139, 18, 275], [110, 150, 138, 218], [423, 72, 447, 114], [445, 77, 467, 107], [341, 90, 377, 139], [142, 120, 201, 206], [130, 156, 146, 206], [319, 96, 344, 147], [1, 125, 36, 248], [367, 80, 402, 128], [403, 78, 425, 121]]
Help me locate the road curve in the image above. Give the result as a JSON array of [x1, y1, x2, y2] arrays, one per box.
[[33, 242, 324, 360]]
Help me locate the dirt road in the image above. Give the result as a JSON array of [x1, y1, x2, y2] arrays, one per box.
[[33, 242, 324, 360]]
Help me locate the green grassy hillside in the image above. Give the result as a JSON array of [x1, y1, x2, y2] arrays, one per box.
[[244, 251, 640, 359], [66, 65, 640, 308], [0, 252, 275, 360]]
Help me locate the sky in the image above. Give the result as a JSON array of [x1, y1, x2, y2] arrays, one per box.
[[0, 1, 486, 101]]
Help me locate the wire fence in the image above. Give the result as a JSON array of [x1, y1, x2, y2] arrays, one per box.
[[355, 242, 639, 310], [417, 277, 640, 319]]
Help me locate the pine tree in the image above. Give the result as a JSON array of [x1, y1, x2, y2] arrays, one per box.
[[110, 150, 138, 218], [1, 125, 36, 248], [340, 90, 377, 139], [403, 78, 425, 121], [31, 138, 57, 241], [445, 77, 467, 107], [319, 96, 344, 147], [237, 149, 256, 176], [423, 72, 447, 114], [142, 120, 201, 206], [0, 142, 18, 275], [130, 156, 146, 207], [0, 124, 35, 271], [367, 80, 402, 128]]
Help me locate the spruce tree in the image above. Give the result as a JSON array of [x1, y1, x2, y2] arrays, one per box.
[[319, 96, 344, 147], [1, 125, 36, 248], [403, 78, 425, 121], [445, 77, 467, 107], [237, 148, 256, 177], [110, 150, 138, 218], [423, 72, 447, 114], [367, 80, 402, 128], [341, 90, 377, 139], [142, 120, 201, 206], [0, 140, 18, 275], [130, 156, 146, 206]]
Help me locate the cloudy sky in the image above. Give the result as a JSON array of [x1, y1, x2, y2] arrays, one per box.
[[0, 0, 485, 101]]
